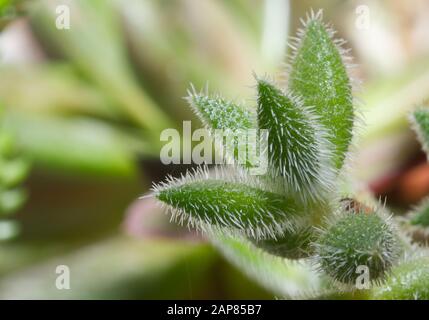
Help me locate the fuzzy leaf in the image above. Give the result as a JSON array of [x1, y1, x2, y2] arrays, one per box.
[[187, 89, 255, 131], [288, 11, 354, 169], [154, 168, 303, 239], [315, 209, 400, 285], [211, 233, 332, 299], [410, 108, 429, 159], [257, 78, 334, 200], [372, 256, 429, 300], [187, 89, 257, 168]]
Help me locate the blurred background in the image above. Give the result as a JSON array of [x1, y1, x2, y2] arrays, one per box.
[[0, 0, 428, 299]]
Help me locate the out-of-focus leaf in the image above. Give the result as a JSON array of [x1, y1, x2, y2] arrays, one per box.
[[372, 256, 429, 300], [0, 0, 12, 11], [0, 157, 29, 187], [410, 108, 429, 158], [351, 58, 429, 184], [0, 188, 26, 215], [211, 233, 332, 299], [0, 220, 19, 241], [0, 64, 119, 119], [3, 112, 140, 177], [409, 197, 429, 228], [359, 58, 429, 144], [115, 0, 263, 108], [0, 105, 28, 220], [29, 0, 172, 134], [0, 237, 217, 299]]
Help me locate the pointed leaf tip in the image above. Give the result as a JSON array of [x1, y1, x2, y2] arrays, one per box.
[[288, 13, 354, 169], [256, 78, 334, 201], [187, 89, 255, 131], [154, 169, 303, 239]]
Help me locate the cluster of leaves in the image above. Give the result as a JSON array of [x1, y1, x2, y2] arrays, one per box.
[[0, 0, 29, 241], [0, 104, 29, 240], [152, 11, 429, 299]]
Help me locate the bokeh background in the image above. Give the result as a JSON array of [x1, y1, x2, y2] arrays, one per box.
[[0, 0, 428, 299]]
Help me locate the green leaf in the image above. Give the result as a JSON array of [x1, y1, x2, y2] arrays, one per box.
[[30, 0, 172, 133], [211, 233, 332, 298], [0, 64, 120, 119], [0, 114, 28, 217], [154, 167, 303, 239], [372, 256, 429, 300], [256, 78, 334, 201], [187, 87, 255, 131], [186, 88, 257, 168], [409, 197, 429, 228], [0, 220, 20, 241], [0, 0, 23, 24], [0, 158, 29, 187], [3, 112, 138, 177], [410, 108, 429, 158], [250, 224, 315, 259], [288, 10, 354, 169], [315, 208, 400, 285], [0, 237, 217, 299], [0, 131, 13, 155], [0, 188, 26, 215]]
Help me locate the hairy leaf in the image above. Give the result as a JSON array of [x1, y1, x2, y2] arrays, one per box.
[[288, 11, 354, 169], [187, 88, 255, 131], [315, 209, 400, 285], [372, 256, 429, 300], [257, 78, 334, 200], [187, 88, 257, 168], [154, 168, 303, 239], [212, 233, 332, 298]]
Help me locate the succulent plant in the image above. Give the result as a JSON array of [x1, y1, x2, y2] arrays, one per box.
[[315, 207, 400, 285], [150, 10, 429, 299]]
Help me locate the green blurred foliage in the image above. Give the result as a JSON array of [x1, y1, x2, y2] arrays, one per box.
[[0, 0, 428, 299], [0, 0, 276, 299]]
